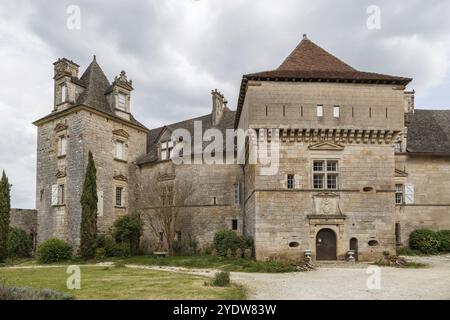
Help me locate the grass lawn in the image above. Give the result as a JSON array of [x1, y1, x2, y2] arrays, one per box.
[[115, 255, 298, 273], [0, 266, 246, 300]]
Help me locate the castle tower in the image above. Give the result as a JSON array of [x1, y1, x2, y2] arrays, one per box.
[[33, 56, 148, 247]]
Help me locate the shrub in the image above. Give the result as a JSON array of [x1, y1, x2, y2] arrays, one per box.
[[213, 230, 253, 257], [111, 242, 131, 258], [37, 238, 72, 264], [211, 271, 230, 287], [95, 247, 106, 260], [7, 227, 33, 258], [437, 230, 450, 252], [409, 229, 440, 254], [113, 212, 143, 255], [173, 237, 198, 256], [0, 285, 73, 300], [96, 234, 116, 257]]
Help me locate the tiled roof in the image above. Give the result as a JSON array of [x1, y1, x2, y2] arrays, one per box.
[[234, 36, 412, 128], [136, 109, 236, 165], [406, 109, 450, 154]]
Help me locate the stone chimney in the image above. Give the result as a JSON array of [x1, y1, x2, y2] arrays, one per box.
[[53, 58, 79, 79], [404, 90, 415, 114], [53, 58, 80, 111], [211, 89, 227, 126]]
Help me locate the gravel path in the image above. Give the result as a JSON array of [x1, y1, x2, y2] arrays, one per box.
[[3, 255, 449, 300], [231, 255, 450, 300]]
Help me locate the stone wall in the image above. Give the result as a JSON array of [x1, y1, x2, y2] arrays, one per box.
[[395, 155, 450, 245], [10, 208, 37, 235], [133, 161, 243, 252]]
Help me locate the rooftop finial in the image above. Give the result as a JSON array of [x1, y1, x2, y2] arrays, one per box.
[[93, 54, 96, 61], [303, 33, 308, 40]]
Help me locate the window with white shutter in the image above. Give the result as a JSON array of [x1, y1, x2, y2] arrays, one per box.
[[61, 84, 67, 103], [58, 136, 67, 156], [117, 93, 126, 110], [115, 140, 124, 159], [404, 183, 414, 204], [51, 184, 58, 206]]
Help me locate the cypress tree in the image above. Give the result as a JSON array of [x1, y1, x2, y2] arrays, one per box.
[[80, 151, 98, 260], [0, 170, 11, 261]]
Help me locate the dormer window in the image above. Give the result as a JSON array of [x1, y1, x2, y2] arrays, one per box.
[[60, 84, 67, 103], [117, 93, 126, 110], [161, 141, 174, 160]]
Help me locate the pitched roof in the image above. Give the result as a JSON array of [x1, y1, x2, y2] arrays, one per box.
[[406, 109, 450, 154], [136, 109, 236, 165], [235, 36, 413, 128], [34, 57, 148, 131]]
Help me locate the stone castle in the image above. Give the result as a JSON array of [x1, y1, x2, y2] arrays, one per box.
[[30, 35, 450, 261]]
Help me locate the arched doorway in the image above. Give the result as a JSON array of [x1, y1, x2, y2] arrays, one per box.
[[316, 229, 337, 260], [350, 238, 358, 261]]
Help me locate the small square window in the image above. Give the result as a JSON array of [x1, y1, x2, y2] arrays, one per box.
[[316, 105, 324, 117], [333, 106, 340, 118], [287, 174, 295, 189], [232, 219, 238, 231]]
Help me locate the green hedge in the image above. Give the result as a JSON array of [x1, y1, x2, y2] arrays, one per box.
[[409, 229, 450, 254], [7, 227, 33, 258], [213, 230, 253, 257], [36, 238, 72, 263]]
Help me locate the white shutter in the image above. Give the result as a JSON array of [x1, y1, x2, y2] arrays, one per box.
[[97, 190, 104, 216], [51, 184, 58, 206], [115, 141, 123, 159], [404, 183, 414, 204], [61, 137, 67, 155]]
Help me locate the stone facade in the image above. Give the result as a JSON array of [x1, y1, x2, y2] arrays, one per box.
[[32, 37, 450, 261]]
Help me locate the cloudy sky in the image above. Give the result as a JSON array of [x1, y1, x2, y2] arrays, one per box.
[[1, 0, 450, 208]]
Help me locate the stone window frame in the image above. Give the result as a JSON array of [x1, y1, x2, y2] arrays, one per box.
[[234, 183, 240, 204], [112, 130, 129, 163], [316, 104, 324, 117], [395, 184, 404, 205], [333, 105, 340, 118], [287, 174, 295, 190], [312, 159, 339, 190], [231, 219, 238, 231], [116, 91, 128, 112], [394, 141, 402, 153], [60, 83, 67, 103], [160, 140, 175, 160], [57, 135, 67, 157], [51, 177, 66, 207], [114, 182, 127, 208]]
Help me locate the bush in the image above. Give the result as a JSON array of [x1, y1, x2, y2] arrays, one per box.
[[409, 229, 440, 254], [96, 235, 116, 257], [7, 227, 33, 258], [437, 230, 450, 252], [113, 213, 143, 255], [213, 230, 253, 258], [111, 242, 131, 257], [173, 237, 198, 256], [211, 271, 230, 287], [0, 285, 73, 300], [36, 238, 72, 264]]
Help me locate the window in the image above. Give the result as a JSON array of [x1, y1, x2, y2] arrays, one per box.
[[395, 184, 403, 204], [161, 141, 174, 160], [287, 174, 295, 189], [176, 231, 181, 241], [313, 160, 339, 190], [333, 105, 340, 118], [394, 142, 402, 153], [115, 186, 123, 207], [58, 136, 67, 156], [232, 219, 238, 231], [58, 184, 65, 205], [159, 231, 164, 242], [115, 140, 124, 159], [316, 105, 323, 117], [117, 93, 126, 110], [61, 84, 67, 103], [234, 184, 240, 204]]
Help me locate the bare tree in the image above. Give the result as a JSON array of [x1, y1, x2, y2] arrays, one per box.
[[142, 171, 195, 256]]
